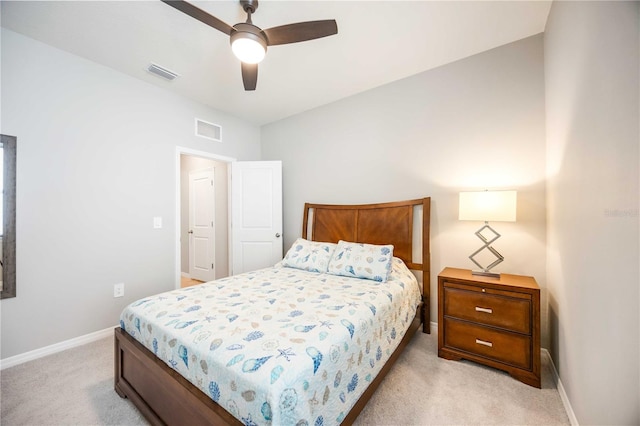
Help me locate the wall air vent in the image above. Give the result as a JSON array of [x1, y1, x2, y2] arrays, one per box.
[[195, 118, 222, 142], [147, 63, 179, 81]]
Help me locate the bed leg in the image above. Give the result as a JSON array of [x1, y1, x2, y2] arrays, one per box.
[[422, 302, 431, 334]]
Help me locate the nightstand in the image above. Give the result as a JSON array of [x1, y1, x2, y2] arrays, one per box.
[[438, 267, 541, 388]]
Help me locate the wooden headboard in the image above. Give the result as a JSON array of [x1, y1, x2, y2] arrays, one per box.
[[302, 197, 431, 333]]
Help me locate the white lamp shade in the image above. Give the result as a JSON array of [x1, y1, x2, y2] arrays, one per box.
[[231, 38, 266, 64], [459, 190, 517, 222]]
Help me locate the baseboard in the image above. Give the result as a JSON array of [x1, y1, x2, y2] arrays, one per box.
[[0, 326, 116, 370], [430, 321, 437, 334], [542, 348, 579, 426], [181, 272, 191, 279]]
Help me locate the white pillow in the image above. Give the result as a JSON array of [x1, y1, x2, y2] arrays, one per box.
[[281, 238, 337, 273], [327, 240, 394, 282]]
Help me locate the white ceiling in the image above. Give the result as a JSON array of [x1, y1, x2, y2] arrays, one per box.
[[1, 1, 551, 125]]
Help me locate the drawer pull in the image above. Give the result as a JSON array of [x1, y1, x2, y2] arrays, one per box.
[[475, 338, 493, 348], [475, 306, 493, 314]]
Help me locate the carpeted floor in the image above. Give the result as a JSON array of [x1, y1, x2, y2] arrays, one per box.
[[0, 332, 569, 425]]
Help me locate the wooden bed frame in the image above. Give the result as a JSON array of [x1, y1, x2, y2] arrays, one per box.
[[115, 197, 431, 425]]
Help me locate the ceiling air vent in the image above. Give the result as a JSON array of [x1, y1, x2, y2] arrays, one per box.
[[195, 118, 222, 142], [147, 63, 179, 81]]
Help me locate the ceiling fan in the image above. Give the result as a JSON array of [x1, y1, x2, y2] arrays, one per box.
[[161, 0, 338, 91]]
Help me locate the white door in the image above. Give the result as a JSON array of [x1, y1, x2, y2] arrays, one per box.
[[231, 161, 283, 274], [189, 169, 216, 282]]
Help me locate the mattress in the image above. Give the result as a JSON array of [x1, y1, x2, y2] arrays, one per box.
[[119, 257, 421, 425]]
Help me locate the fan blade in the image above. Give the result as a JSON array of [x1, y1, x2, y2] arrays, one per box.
[[263, 20, 337, 46], [161, 0, 233, 35], [241, 63, 258, 91]]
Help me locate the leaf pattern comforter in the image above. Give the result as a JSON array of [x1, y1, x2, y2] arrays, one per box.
[[120, 257, 421, 425]]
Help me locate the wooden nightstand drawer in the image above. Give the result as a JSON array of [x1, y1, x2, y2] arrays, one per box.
[[444, 318, 531, 370], [444, 285, 531, 334]]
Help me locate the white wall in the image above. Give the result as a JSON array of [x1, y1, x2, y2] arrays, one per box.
[[0, 29, 260, 359], [262, 35, 548, 343], [180, 155, 229, 280], [544, 2, 639, 424]]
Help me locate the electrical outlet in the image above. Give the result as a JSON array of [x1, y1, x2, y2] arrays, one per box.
[[114, 283, 124, 298], [153, 216, 162, 229]]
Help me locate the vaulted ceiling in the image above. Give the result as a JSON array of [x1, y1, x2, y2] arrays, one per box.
[[1, 1, 551, 125]]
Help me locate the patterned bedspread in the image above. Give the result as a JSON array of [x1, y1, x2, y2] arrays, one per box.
[[120, 258, 421, 425]]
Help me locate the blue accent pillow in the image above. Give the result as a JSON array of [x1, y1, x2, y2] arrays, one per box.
[[327, 240, 394, 282], [281, 238, 337, 273]]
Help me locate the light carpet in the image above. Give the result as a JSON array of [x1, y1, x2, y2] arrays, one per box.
[[1, 332, 569, 425]]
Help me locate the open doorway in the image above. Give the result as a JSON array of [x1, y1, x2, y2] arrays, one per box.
[[177, 148, 234, 289]]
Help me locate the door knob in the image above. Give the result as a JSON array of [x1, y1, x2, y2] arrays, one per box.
[[275, 233, 281, 238], [188, 230, 193, 234]]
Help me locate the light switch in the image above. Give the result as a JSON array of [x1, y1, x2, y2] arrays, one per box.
[[153, 217, 162, 229]]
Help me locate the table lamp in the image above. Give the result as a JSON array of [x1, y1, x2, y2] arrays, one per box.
[[459, 190, 517, 278]]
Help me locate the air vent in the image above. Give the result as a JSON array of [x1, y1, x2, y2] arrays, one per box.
[[147, 63, 179, 81], [195, 118, 222, 142]]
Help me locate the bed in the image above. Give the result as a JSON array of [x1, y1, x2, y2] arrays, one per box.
[[115, 197, 431, 425]]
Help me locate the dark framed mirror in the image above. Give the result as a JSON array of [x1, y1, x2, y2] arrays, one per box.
[[1, 134, 16, 299]]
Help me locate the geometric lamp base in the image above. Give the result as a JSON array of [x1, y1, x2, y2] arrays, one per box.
[[469, 222, 504, 278]]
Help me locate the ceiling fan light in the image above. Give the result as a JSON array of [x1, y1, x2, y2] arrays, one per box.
[[232, 37, 266, 64], [230, 25, 267, 64]]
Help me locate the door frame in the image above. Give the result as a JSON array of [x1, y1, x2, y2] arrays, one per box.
[[175, 147, 236, 289]]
